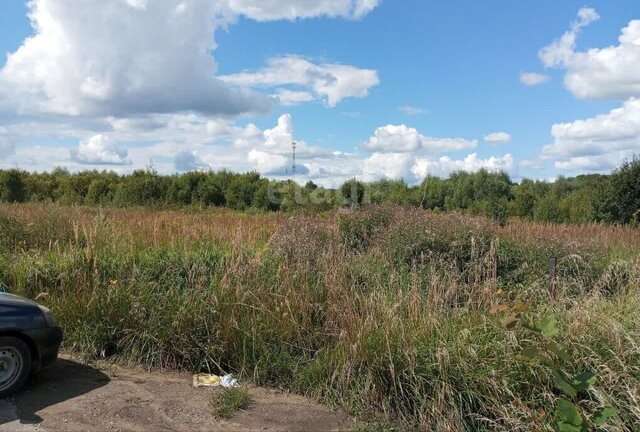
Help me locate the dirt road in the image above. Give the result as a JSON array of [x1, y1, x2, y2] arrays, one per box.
[[0, 356, 353, 432]]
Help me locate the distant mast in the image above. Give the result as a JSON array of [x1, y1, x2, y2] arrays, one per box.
[[292, 140, 297, 181]]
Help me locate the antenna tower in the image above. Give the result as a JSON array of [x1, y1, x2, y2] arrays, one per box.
[[292, 141, 297, 179]]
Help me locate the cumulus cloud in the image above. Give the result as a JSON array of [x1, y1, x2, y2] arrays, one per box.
[[264, 114, 295, 150], [0, 0, 387, 182], [356, 124, 508, 182], [539, 8, 640, 100], [533, 8, 640, 173], [0, 0, 383, 118], [247, 149, 289, 175], [242, 114, 325, 175], [543, 98, 640, 171], [233, 123, 263, 149], [484, 132, 511, 144], [363, 152, 415, 180], [220, 56, 380, 107], [412, 153, 514, 179], [520, 72, 550, 86], [0, 0, 275, 117], [362, 124, 477, 154], [363, 125, 422, 152], [260, 114, 333, 158], [539, 7, 600, 70], [70, 134, 131, 165]]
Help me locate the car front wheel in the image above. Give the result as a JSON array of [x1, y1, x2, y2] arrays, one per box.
[[0, 336, 32, 398]]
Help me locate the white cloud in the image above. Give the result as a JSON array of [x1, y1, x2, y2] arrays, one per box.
[[226, 0, 380, 21], [0, 0, 387, 182], [0, 111, 521, 187], [243, 114, 330, 176], [220, 56, 380, 107], [363, 152, 414, 180], [398, 105, 428, 116], [363, 125, 422, 152], [554, 155, 618, 171], [233, 123, 263, 149], [520, 72, 550, 86], [412, 153, 514, 179], [543, 98, 640, 171], [264, 114, 294, 150], [247, 149, 289, 175], [484, 132, 511, 144], [539, 7, 600, 70], [260, 114, 333, 158], [0, 0, 383, 118], [357, 125, 508, 182], [0, 0, 272, 118], [362, 124, 477, 154], [540, 8, 640, 101], [275, 89, 316, 106], [533, 9, 640, 173], [70, 134, 131, 165]]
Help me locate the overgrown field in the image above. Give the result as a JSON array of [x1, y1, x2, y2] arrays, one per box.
[[1, 203, 639, 431]]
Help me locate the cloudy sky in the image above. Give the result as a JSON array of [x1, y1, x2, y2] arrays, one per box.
[[0, 0, 638, 186]]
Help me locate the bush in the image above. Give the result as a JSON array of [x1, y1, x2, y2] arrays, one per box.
[[0, 169, 26, 203], [610, 155, 640, 224]]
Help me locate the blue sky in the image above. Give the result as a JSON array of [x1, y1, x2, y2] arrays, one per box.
[[0, 0, 638, 185]]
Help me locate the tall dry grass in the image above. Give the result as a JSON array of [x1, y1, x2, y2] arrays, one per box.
[[1, 203, 639, 431]]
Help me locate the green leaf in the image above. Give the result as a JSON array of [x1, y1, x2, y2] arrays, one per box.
[[547, 341, 571, 362], [515, 346, 541, 362], [537, 315, 559, 338], [556, 422, 581, 432], [570, 372, 597, 390], [553, 371, 577, 398], [556, 400, 583, 426], [593, 406, 617, 426]]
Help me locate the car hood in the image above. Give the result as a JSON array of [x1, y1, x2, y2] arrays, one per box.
[[0, 292, 39, 307]]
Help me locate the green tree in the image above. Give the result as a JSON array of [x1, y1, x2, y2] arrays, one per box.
[[509, 179, 538, 218], [115, 170, 167, 206], [340, 179, 366, 208], [0, 169, 26, 203], [86, 177, 118, 205], [195, 175, 225, 207], [418, 176, 450, 210], [224, 172, 261, 210], [609, 155, 640, 224]]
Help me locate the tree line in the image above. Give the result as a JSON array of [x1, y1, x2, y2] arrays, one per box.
[[0, 156, 638, 225]]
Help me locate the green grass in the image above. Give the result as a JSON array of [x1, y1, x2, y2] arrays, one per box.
[[1, 203, 639, 431], [211, 388, 251, 419]]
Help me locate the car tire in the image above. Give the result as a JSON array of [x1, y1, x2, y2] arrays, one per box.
[[0, 336, 32, 398]]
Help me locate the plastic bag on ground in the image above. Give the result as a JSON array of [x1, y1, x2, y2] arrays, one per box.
[[192, 373, 239, 388]]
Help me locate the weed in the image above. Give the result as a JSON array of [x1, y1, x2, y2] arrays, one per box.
[[211, 387, 251, 419], [1, 203, 638, 430]]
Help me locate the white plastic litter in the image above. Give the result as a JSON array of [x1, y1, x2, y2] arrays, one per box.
[[192, 373, 239, 388], [220, 374, 239, 388]]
